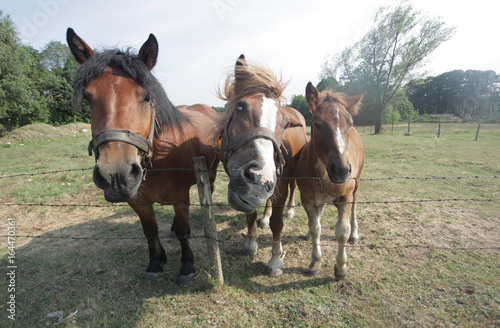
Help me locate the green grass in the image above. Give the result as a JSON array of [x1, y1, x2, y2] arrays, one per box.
[[0, 123, 499, 327]]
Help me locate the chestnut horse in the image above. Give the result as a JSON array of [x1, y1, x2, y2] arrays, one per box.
[[295, 83, 364, 280], [215, 55, 307, 276], [67, 28, 219, 284]]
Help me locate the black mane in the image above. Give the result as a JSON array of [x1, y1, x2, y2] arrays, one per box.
[[73, 49, 188, 130]]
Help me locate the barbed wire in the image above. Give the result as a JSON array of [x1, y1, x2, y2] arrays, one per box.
[[1, 166, 498, 181], [3, 233, 499, 252], [0, 168, 93, 179], [0, 198, 496, 208]]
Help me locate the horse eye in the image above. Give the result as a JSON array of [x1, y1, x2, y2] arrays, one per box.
[[144, 95, 151, 102], [236, 105, 243, 112]]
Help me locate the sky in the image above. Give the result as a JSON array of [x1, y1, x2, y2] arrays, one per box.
[[3, 0, 499, 107]]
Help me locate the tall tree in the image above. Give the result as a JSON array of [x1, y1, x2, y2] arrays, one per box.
[[0, 12, 49, 128], [289, 94, 311, 124], [323, 1, 455, 133], [41, 40, 71, 71]]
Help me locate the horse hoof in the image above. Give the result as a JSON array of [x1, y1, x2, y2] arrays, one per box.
[[308, 269, 320, 276], [348, 236, 359, 244], [267, 267, 283, 277], [169, 231, 176, 238], [243, 240, 258, 256], [303, 232, 311, 241], [144, 272, 162, 281], [258, 218, 270, 229], [285, 208, 295, 220], [334, 266, 347, 280], [267, 256, 284, 277], [178, 273, 196, 285], [308, 261, 321, 276]]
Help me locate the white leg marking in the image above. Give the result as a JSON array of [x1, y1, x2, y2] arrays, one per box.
[[304, 204, 325, 275]]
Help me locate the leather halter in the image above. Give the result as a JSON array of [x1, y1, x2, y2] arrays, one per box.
[[221, 115, 285, 176], [88, 103, 157, 170]]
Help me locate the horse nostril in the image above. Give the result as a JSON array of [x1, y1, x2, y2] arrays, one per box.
[[244, 168, 258, 183], [243, 162, 261, 184], [93, 165, 109, 190], [129, 162, 143, 182]]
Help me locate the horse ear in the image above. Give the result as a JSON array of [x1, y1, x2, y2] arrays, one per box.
[[305, 82, 319, 113], [236, 54, 248, 67], [234, 54, 248, 81], [66, 28, 94, 64], [139, 34, 159, 71], [346, 92, 365, 116]]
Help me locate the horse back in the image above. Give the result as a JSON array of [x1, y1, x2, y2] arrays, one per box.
[[281, 107, 308, 177]]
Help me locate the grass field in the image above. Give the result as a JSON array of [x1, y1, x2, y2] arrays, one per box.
[[0, 122, 499, 327]]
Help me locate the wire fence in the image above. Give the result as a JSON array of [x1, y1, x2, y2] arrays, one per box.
[[1, 164, 499, 252], [2, 233, 499, 252], [356, 122, 499, 140], [1, 166, 498, 181]]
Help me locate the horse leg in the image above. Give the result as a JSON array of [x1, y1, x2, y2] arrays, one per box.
[[129, 202, 167, 281], [285, 179, 297, 219], [348, 180, 360, 244], [334, 197, 353, 280], [303, 204, 325, 276], [258, 199, 272, 229], [169, 218, 176, 238], [173, 201, 196, 285], [243, 211, 259, 256], [267, 182, 288, 277]]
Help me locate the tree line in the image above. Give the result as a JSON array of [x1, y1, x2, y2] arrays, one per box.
[[0, 11, 89, 132], [291, 68, 499, 127]]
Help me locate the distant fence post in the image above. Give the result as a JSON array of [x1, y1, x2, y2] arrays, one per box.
[[475, 123, 481, 141], [438, 123, 441, 138], [192, 156, 224, 286]]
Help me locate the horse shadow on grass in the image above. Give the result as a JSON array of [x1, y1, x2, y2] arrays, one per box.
[[2, 206, 339, 327]]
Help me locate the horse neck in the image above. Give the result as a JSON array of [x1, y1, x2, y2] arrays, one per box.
[[303, 139, 328, 178]]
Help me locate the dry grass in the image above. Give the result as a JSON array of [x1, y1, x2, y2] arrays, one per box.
[[0, 123, 499, 327]]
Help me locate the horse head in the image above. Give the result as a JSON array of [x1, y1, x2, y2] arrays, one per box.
[[67, 28, 159, 202], [305, 82, 364, 184], [218, 55, 292, 212]]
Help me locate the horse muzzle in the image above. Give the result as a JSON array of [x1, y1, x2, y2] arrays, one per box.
[[93, 154, 144, 202], [328, 163, 352, 184]]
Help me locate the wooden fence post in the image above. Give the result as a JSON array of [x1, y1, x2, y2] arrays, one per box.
[[192, 156, 224, 286], [475, 123, 480, 141], [438, 123, 441, 138]]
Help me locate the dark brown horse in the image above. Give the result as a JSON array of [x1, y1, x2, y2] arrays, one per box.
[[295, 82, 364, 280], [67, 28, 219, 284], [215, 55, 307, 276]]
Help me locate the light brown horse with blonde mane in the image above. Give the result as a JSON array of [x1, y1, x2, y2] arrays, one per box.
[[295, 82, 364, 280], [215, 55, 307, 276], [67, 28, 219, 284]]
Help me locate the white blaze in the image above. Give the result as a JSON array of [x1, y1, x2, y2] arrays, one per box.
[[250, 96, 278, 183], [335, 108, 345, 154], [260, 96, 278, 131]]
